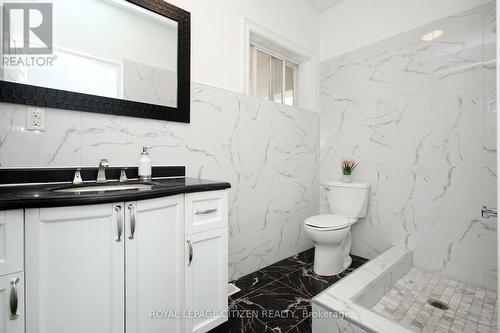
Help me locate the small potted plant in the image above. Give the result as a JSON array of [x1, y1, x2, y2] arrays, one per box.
[[341, 159, 358, 183]]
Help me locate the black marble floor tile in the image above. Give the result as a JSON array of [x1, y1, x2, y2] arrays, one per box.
[[230, 270, 275, 300], [211, 251, 369, 333], [289, 247, 314, 266], [259, 258, 305, 280], [208, 304, 272, 333], [278, 265, 344, 298], [237, 279, 311, 333], [286, 317, 312, 333], [350, 255, 369, 270]]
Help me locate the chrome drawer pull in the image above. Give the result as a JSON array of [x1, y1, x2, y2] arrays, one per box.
[[115, 205, 123, 242], [9, 277, 19, 320], [195, 208, 217, 215], [187, 240, 193, 266]]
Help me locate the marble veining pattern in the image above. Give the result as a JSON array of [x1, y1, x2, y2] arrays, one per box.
[[373, 267, 498, 333], [0, 82, 320, 281], [210, 247, 368, 333], [319, 2, 497, 290]]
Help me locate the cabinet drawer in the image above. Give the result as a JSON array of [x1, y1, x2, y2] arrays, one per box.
[[185, 190, 228, 234], [0, 210, 23, 277]]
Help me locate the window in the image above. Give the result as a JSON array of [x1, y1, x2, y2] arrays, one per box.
[[245, 20, 316, 110], [248, 44, 297, 106]]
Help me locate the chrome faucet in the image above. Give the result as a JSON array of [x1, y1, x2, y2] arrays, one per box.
[[96, 159, 109, 183], [72, 168, 83, 185], [119, 168, 128, 183]]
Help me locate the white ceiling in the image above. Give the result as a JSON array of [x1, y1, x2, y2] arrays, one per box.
[[301, 0, 343, 13]]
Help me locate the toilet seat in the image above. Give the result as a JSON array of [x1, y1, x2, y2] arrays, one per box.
[[304, 214, 350, 231]]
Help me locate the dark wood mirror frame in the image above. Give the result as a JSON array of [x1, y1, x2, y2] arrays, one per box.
[[0, 0, 191, 123]]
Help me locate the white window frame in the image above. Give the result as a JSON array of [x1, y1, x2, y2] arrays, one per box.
[[243, 18, 317, 111], [249, 43, 298, 105]]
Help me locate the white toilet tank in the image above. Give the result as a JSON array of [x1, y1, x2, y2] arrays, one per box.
[[325, 181, 370, 218]]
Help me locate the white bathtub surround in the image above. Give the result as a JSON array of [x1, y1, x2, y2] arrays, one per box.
[[0, 82, 320, 280], [319, 2, 497, 290], [312, 247, 414, 333], [373, 267, 498, 332], [312, 246, 498, 333]]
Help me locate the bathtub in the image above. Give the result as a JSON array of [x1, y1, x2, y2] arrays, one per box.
[[312, 247, 497, 333]]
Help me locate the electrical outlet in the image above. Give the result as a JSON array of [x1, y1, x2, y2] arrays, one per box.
[[26, 108, 45, 131]]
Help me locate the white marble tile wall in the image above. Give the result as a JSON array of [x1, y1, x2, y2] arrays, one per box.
[[319, 2, 497, 290], [0, 82, 319, 280]]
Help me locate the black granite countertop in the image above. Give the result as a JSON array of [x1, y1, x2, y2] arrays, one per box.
[[0, 177, 231, 210]]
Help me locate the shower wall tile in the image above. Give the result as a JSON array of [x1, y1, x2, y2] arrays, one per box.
[[0, 82, 319, 280], [319, 2, 497, 290]]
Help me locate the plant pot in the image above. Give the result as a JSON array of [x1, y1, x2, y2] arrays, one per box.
[[341, 175, 352, 183]]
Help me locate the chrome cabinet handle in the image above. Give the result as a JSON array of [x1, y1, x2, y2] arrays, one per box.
[[187, 240, 193, 266], [9, 277, 19, 320], [115, 205, 123, 242], [128, 204, 136, 240], [195, 208, 217, 215]]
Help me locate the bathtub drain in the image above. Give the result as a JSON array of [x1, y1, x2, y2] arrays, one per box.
[[427, 299, 449, 311]]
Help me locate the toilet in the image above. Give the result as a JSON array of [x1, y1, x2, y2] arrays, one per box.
[[304, 181, 370, 276]]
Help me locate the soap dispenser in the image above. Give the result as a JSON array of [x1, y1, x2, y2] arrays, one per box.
[[138, 146, 152, 181]]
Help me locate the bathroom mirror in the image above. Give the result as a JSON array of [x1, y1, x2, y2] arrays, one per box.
[[0, 0, 191, 122]]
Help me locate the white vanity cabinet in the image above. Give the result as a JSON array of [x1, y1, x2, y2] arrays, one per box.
[[184, 190, 228, 333], [22, 190, 228, 333]]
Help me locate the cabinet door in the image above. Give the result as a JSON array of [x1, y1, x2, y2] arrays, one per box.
[[185, 228, 228, 333], [0, 272, 24, 333], [25, 204, 125, 333], [125, 195, 184, 333], [0, 210, 23, 277]]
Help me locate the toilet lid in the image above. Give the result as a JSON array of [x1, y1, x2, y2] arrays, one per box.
[[304, 214, 350, 230]]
